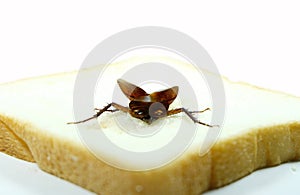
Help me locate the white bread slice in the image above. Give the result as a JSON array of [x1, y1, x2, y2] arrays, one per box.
[[0, 62, 300, 195]]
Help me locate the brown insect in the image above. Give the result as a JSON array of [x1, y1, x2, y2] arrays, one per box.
[[68, 79, 214, 127]]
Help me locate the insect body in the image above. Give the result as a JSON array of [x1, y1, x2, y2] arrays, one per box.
[[68, 79, 214, 127]]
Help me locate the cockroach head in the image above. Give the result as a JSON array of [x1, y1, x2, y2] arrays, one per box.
[[129, 102, 167, 124]]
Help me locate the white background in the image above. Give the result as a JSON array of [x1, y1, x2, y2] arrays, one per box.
[[0, 0, 299, 194]]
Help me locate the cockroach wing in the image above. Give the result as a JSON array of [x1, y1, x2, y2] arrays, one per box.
[[117, 79, 149, 100], [150, 86, 179, 108]]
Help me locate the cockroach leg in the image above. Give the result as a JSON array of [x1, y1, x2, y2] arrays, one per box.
[[111, 102, 130, 113], [94, 108, 119, 112], [107, 109, 119, 112], [67, 102, 129, 124], [167, 108, 182, 116], [167, 108, 216, 127], [189, 107, 210, 114]]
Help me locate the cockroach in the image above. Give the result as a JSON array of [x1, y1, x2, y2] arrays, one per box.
[[68, 79, 215, 127]]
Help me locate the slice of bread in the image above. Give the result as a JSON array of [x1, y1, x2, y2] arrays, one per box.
[[0, 63, 299, 195]]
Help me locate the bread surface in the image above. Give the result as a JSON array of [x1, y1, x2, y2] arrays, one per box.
[[0, 64, 300, 195]]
